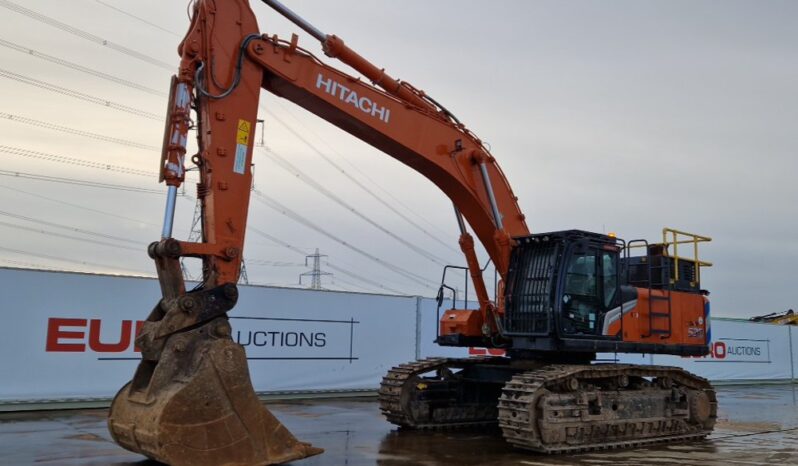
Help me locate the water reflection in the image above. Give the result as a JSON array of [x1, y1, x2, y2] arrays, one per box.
[[2, 385, 797, 466]]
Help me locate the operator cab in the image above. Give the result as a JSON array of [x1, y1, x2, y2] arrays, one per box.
[[436, 228, 710, 358], [503, 230, 623, 340], [499, 228, 709, 356]]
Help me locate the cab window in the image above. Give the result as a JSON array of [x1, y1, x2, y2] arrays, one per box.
[[564, 254, 597, 297], [561, 248, 620, 336], [602, 251, 618, 309], [562, 252, 600, 334]]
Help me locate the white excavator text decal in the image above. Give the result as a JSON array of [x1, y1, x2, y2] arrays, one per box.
[[316, 74, 391, 123]]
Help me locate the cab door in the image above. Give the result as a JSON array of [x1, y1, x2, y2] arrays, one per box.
[[557, 242, 620, 338]]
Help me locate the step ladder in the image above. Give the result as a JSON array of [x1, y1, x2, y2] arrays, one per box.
[[626, 240, 672, 339], [648, 259, 673, 338]]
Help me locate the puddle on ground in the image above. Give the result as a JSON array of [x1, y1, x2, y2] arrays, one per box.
[[0, 385, 797, 466], [64, 432, 106, 442]]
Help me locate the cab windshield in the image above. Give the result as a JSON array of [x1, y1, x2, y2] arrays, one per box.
[[561, 248, 618, 335]]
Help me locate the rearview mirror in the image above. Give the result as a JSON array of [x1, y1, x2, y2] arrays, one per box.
[[436, 286, 445, 307]]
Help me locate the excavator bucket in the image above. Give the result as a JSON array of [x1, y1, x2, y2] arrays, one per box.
[[108, 316, 322, 466]]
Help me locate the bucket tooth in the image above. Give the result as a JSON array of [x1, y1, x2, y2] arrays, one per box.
[[108, 317, 322, 466]]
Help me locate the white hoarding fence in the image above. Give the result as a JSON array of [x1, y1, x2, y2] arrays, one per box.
[[0, 268, 796, 406], [652, 320, 793, 382], [418, 297, 798, 383], [0, 268, 415, 403]]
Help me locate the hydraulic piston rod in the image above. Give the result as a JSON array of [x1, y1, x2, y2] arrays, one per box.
[[260, 0, 326, 42], [453, 205, 467, 235], [479, 162, 504, 230], [161, 185, 178, 239], [260, 0, 436, 112]]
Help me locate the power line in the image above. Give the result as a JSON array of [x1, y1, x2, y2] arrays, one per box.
[[0, 112, 159, 151], [262, 148, 449, 266], [325, 261, 409, 296], [323, 274, 377, 294], [0, 201, 408, 294], [0, 0, 174, 71], [0, 68, 162, 121], [272, 99, 456, 240], [0, 183, 159, 227], [0, 209, 145, 245], [93, 0, 181, 38], [251, 189, 435, 289], [0, 38, 167, 97], [322, 252, 418, 294], [0, 219, 143, 252], [328, 277, 371, 293], [0, 169, 165, 194], [247, 225, 410, 295], [0, 145, 156, 177], [252, 189, 433, 287], [0, 257, 65, 272], [185, 165, 444, 291], [0, 245, 151, 275], [247, 259, 307, 267], [252, 226, 411, 296], [322, 281, 357, 293], [261, 105, 460, 256]]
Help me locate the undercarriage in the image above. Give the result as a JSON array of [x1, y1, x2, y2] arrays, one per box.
[[378, 357, 716, 453]]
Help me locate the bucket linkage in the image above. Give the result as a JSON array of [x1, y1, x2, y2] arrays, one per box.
[[109, 243, 322, 466]]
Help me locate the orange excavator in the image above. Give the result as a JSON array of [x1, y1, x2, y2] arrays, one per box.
[[108, 1, 717, 464]]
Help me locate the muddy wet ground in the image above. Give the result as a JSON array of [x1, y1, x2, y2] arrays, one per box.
[[1, 384, 796, 465]]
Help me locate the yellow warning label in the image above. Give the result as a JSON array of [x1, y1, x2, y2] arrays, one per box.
[[236, 119, 251, 145]]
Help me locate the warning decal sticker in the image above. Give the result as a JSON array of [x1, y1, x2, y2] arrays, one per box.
[[234, 119, 251, 175], [236, 119, 252, 145]]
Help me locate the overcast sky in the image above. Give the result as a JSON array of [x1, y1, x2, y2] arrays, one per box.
[[0, 0, 795, 317]]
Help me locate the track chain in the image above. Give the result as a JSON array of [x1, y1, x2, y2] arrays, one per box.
[[497, 364, 717, 454], [378, 357, 497, 430]]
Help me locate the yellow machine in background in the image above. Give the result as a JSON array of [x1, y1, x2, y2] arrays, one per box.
[[750, 309, 798, 325]]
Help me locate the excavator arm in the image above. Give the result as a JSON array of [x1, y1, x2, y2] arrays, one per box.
[[109, 1, 529, 465], [250, 30, 532, 333], [166, 0, 530, 308], [159, 0, 531, 341]]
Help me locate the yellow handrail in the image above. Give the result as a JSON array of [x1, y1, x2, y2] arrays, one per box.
[[661, 227, 712, 286]]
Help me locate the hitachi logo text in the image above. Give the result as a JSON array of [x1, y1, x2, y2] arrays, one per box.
[[316, 74, 391, 123]]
